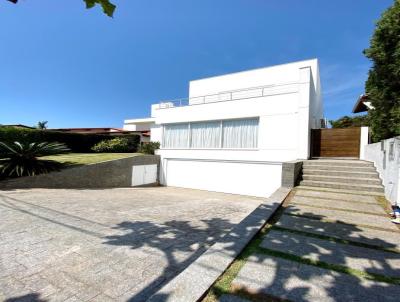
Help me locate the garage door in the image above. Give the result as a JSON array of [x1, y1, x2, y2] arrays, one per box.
[[164, 159, 282, 197]]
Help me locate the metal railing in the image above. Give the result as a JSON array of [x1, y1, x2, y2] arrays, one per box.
[[157, 81, 299, 109]]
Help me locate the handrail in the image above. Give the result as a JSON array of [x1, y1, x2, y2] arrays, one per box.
[[157, 81, 299, 109]]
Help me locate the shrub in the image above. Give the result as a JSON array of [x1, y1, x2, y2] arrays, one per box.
[[0, 127, 140, 153], [91, 137, 136, 153], [0, 141, 70, 178], [138, 142, 160, 155]]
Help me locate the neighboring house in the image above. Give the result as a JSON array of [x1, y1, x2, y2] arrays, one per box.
[[122, 118, 155, 143], [49, 127, 128, 134], [352, 94, 374, 113], [124, 59, 324, 197], [48, 127, 150, 142]]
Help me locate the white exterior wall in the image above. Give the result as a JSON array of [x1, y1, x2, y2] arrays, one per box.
[[364, 137, 400, 205], [123, 121, 154, 132], [150, 59, 322, 197]]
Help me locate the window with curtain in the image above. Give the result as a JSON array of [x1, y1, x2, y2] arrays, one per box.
[[162, 118, 258, 149], [163, 123, 189, 148], [190, 121, 221, 148], [222, 118, 258, 148]]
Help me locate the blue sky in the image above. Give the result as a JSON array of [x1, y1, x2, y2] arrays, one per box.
[[0, 0, 394, 128]]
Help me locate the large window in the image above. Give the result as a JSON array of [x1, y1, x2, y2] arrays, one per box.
[[162, 118, 258, 149], [163, 123, 190, 148], [222, 118, 258, 148], [191, 121, 221, 148]]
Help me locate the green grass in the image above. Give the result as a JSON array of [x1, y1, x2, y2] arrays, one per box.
[[41, 153, 138, 166]]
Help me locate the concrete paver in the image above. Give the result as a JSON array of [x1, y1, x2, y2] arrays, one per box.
[[276, 214, 400, 250], [232, 254, 400, 302], [0, 187, 261, 302], [285, 204, 397, 230], [291, 195, 387, 214], [294, 188, 378, 203], [260, 229, 400, 277]]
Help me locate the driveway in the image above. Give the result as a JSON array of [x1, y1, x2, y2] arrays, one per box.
[[0, 187, 262, 302]]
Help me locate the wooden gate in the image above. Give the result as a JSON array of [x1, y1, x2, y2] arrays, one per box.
[[311, 128, 361, 158]]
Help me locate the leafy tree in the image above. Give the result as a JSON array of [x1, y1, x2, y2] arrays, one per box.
[[329, 115, 369, 129], [7, 0, 116, 17], [84, 0, 116, 17], [0, 141, 70, 177], [364, 0, 400, 141], [37, 121, 48, 130]]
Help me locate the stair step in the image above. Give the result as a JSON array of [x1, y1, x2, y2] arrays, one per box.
[[300, 180, 384, 193], [302, 169, 379, 178], [302, 175, 382, 185], [302, 164, 376, 172], [303, 160, 374, 168]]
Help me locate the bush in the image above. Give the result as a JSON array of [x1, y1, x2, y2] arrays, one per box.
[[0, 127, 140, 153], [329, 115, 369, 128], [91, 137, 136, 153], [138, 141, 160, 155]]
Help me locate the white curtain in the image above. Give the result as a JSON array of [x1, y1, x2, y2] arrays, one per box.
[[163, 123, 189, 148], [222, 118, 258, 148], [190, 121, 221, 148]]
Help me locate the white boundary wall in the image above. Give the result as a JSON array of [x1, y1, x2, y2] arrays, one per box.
[[364, 137, 400, 205]]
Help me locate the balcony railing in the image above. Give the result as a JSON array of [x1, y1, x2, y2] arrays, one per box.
[[158, 81, 299, 109]]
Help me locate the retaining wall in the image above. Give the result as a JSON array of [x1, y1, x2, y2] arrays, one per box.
[[0, 155, 160, 189]]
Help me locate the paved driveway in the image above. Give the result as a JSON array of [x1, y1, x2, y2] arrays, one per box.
[[0, 187, 262, 302]]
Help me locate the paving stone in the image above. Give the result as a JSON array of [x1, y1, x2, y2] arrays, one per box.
[[261, 230, 400, 278], [285, 204, 397, 230], [233, 254, 400, 302], [0, 187, 261, 302], [276, 214, 400, 250], [295, 188, 378, 203], [291, 196, 386, 214]]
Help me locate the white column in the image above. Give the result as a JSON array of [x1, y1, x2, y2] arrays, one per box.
[[359, 126, 369, 160], [297, 67, 312, 159]]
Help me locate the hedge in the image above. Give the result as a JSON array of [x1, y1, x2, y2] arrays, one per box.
[[0, 127, 141, 153]]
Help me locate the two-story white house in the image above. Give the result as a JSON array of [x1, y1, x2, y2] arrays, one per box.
[[124, 59, 323, 197]]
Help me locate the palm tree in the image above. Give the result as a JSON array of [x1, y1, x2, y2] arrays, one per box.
[[37, 121, 48, 130], [0, 141, 70, 177]]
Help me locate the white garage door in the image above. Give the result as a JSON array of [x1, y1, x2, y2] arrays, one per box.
[[164, 159, 282, 197]]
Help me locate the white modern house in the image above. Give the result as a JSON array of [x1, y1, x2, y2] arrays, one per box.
[[124, 59, 323, 197]]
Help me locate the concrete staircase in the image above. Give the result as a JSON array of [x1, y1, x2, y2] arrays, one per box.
[[300, 159, 384, 193]]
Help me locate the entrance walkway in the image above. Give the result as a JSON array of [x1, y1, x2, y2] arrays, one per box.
[[205, 161, 400, 302]]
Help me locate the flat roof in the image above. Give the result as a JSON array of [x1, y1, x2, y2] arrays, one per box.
[[124, 117, 155, 124]]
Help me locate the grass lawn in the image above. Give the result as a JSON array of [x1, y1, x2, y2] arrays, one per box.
[[41, 153, 138, 166]]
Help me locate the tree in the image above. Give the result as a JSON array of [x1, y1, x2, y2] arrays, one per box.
[[7, 0, 116, 17], [37, 121, 48, 130], [364, 0, 400, 141], [329, 115, 369, 129]]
